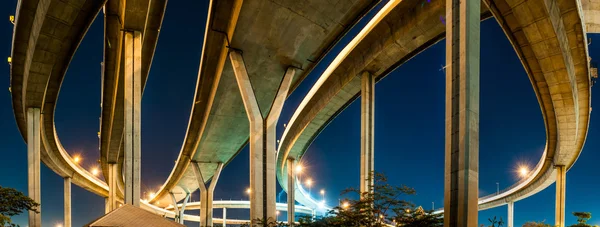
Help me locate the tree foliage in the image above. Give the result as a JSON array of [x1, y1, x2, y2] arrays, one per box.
[[0, 186, 39, 227], [522, 221, 551, 227]]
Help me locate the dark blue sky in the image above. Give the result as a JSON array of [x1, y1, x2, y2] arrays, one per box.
[[1, 0, 599, 226]]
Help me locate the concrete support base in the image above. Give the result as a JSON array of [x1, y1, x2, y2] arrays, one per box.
[[229, 51, 296, 225], [192, 162, 223, 227], [556, 165, 566, 227], [360, 71, 375, 195], [123, 30, 142, 207], [64, 177, 72, 227], [27, 108, 41, 227], [170, 192, 190, 224], [443, 0, 480, 224], [287, 158, 296, 226], [507, 202, 514, 227]]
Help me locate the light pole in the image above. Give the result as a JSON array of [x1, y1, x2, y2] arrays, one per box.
[[496, 182, 499, 195], [432, 202, 434, 210], [320, 189, 325, 202], [306, 179, 313, 195]]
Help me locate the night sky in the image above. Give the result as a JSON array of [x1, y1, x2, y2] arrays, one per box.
[[1, 0, 599, 226]]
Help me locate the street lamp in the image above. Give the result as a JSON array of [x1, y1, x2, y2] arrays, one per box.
[[518, 166, 529, 177], [73, 155, 81, 164], [496, 182, 499, 195], [306, 179, 313, 195], [342, 202, 350, 209], [320, 189, 325, 201], [91, 167, 99, 176], [276, 210, 280, 221]]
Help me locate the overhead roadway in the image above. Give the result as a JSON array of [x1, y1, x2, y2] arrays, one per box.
[[277, 0, 593, 211]]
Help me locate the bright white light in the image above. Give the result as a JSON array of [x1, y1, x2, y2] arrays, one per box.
[[519, 166, 529, 177], [342, 202, 350, 209], [276, 210, 280, 215], [320, 189, 325, 195], [55, 224, 63, 227], [306, 179, 313, 187], [246, 188, 251, 194], [149, 192, 156, 199], [295, 165, 303, 174], [91, 168, 99, 176], [318, 201, 325, 208]]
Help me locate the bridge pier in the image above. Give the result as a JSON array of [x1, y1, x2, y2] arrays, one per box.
[[287, 158, 296, 226], [443, 0, 480, 224], [507, 202, 514, 227], [360, 71, 375, 195], [27, 108, 41, 227], [192, 162, 223, 226], [123, 30, 142, 207], [223, 208, 227, 226], [169, 192, 190, 224], [229, 51, 296, 225], [64, 177, 72, 227], [107, 163, 118, 211], [556, 165, 566, 227]]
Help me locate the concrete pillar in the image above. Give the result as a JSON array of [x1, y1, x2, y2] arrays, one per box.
[[105, 198, 111, 214], [64, 177, 72, 227], [555, 165, 566, 227], [170, 192, 190, 224], [229, 51, 296, 225], [507, 202, 514, 227], [287, 158, 296, 226], [360, 71, 375, 195], [192, 162, 223, 227], [223, 208, 227, 227], [27, 108, 41, 227], [443, 0, 480, 223], [123, 30, 142, 207], [107, 163, 118, 211]]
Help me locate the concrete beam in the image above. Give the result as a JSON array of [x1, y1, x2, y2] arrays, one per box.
[[230, 50, 296, 225], [443, 0, 480, 224], [556, 165, 566, 227], [287, 158, 296, 226], [64, 177, 71, 227], [360, 71, 375, 196], [507, 202, 513, 227], [27, 108, 41, 227], [123, 30, 142, 207], [192, 162, 223, 227]]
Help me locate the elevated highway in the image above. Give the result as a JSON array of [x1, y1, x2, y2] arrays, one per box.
[[276, 0, 593, 218]]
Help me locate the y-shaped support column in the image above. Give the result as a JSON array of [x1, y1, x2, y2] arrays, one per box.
[[360, 71, 375, 196], [443, 0, 480, 224], [556, 165, 566, 227], [287, 158, 296, 226], [230, 51, 296, 225], [192, 162, 223, 227], [123, 30, 142, 207], [170, 192, 190, 224], [27, 108, 41, 227]]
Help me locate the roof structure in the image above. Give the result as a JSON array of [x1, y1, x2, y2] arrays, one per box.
[[84, 204, 184, 227]]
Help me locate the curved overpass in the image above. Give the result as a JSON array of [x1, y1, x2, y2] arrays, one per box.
[[277, 0, 592, 211]]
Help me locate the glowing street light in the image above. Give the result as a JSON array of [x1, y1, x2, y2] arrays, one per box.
[[306, 179, 313, 194], [246, 188, 251, 195], [55, 224, 63, 227], [295, 165, 303, 174], [91, 167, 99, 176], [149, 192, 156, 199], [320, 189, 325, 201], [73, 155, 81, 164], [342, 202, 350, 209], [518, 166, 529, 177]]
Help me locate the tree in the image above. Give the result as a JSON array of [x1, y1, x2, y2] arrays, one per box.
[[480, 216, 504, 227], [0, 186, 39, 227], [394, 207, 443, 227], [568, 212, 598, 227]]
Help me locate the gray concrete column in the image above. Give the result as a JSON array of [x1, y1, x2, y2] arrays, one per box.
[[360, 71, 375, 196], [27, 108, 41, 227], [229, 51, 296, 225], [64, 177, 72, 227], [443, 0, 480, 223], [192, 162, 223, 227], [107, 163, 118, 211], [169, 192, 190, 224], [287, 158, 296, 226], [105, 198, 110, 214], [555, 165, 566, 227], [223, 208, 227, 227], [507, 202, 514, 227], [123, 30, 142, 207]]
